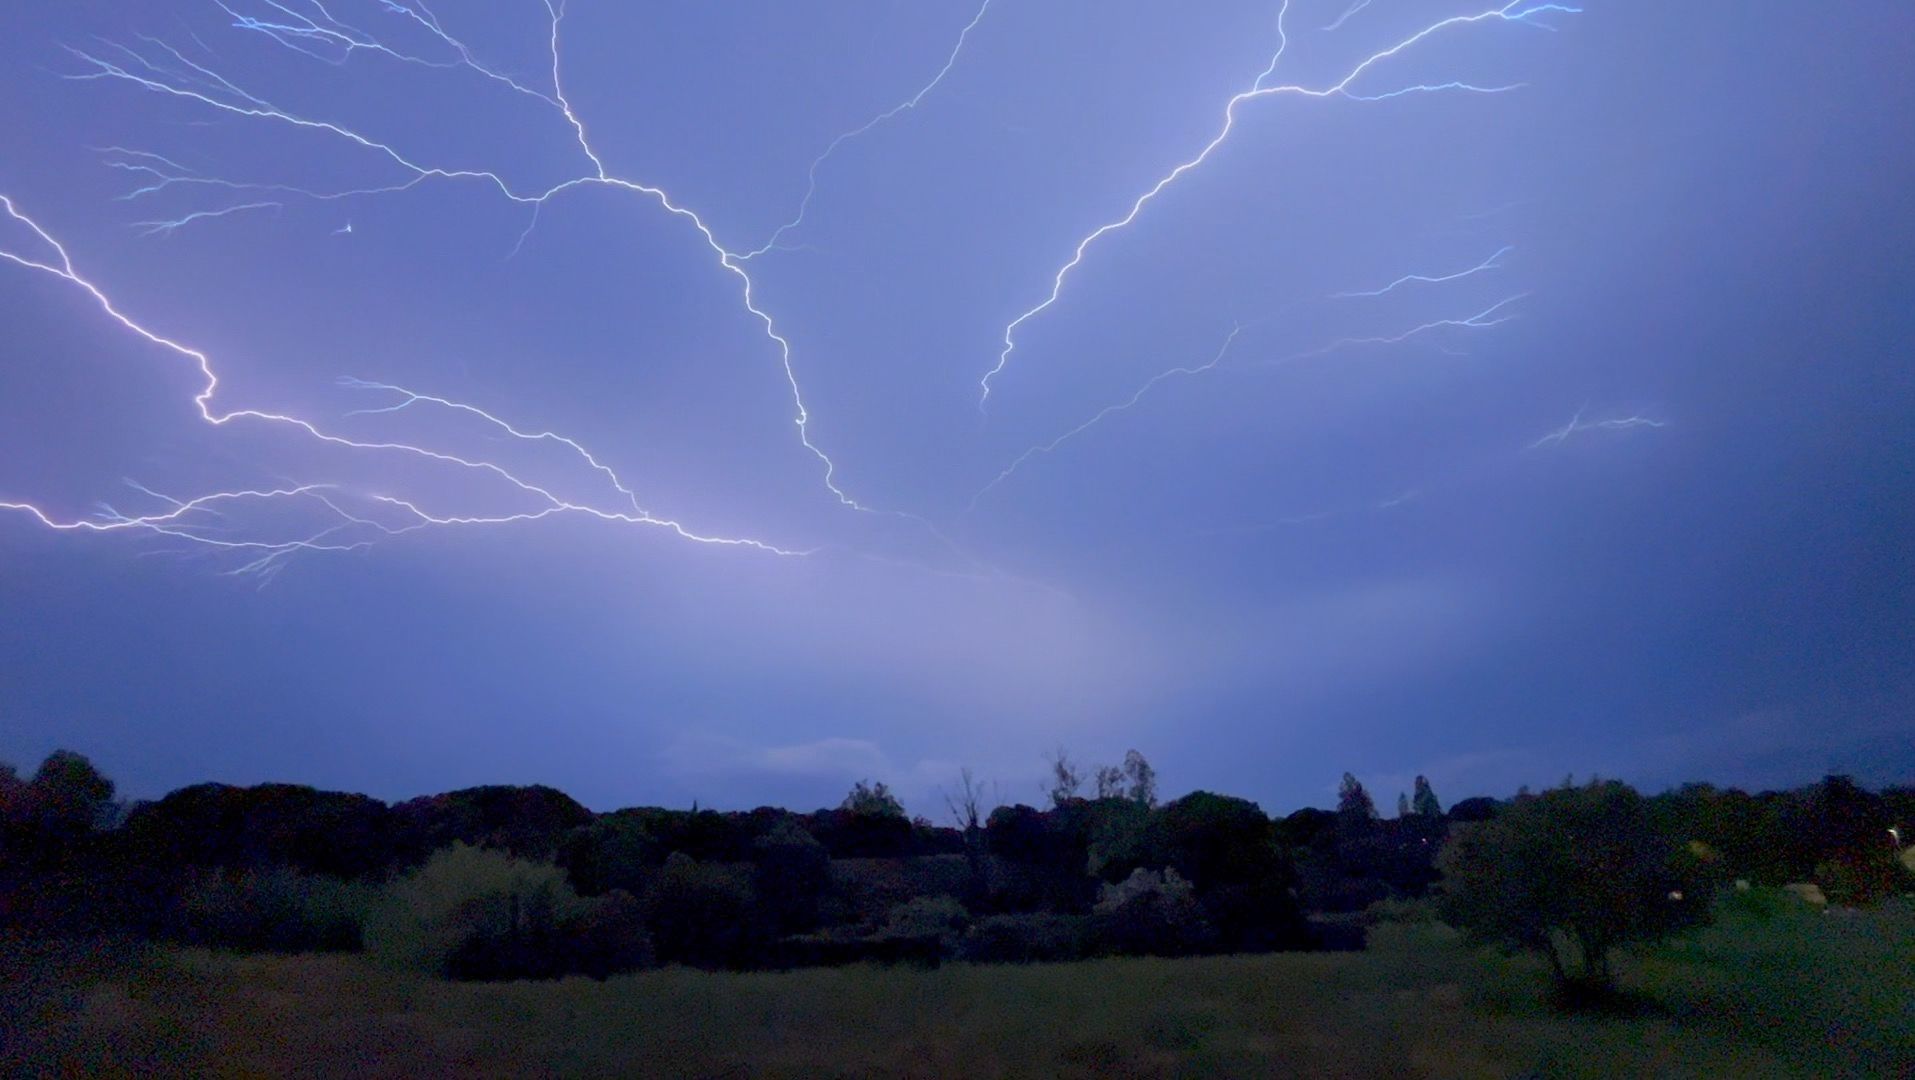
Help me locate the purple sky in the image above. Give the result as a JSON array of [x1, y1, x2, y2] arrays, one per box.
[[2, 1, 1911, 816]]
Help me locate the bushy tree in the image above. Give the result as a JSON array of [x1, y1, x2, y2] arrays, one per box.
[[391, 785, 591, 863], [1437, 780, 1708, 998], [121, 782, 394, 880], [25, 750, 115, 842], [558, 813, 662, 897], [1447, 796, 1499, 823], [842, 779, 904, 819], [818, 782, 913, 857], [1154, 792, 1305, 950]]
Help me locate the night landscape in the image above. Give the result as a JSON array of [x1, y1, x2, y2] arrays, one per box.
[[3, 2, 1912, 1076]]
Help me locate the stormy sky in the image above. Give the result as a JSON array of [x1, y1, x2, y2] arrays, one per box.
[[2, 0, 1911, 816]]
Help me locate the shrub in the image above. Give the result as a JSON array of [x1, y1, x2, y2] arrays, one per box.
[[753, 821, 829, 933], [559, 888, 654, 979], [170, 866, 371, 952], [366, 842, 584, 979], [958, 912, 1090, 964], [1091, 868, 1216, 957], [1364, 896, 1438, 925], [1716, 883, 1814, 924], [878, 895, 970, 955], [824, 858, 920, 928], [1815, 851, 1908, 907], [645, 853, 764, 969]]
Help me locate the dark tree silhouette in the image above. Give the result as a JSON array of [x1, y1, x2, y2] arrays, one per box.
[[1045, 748, 1084, 807], [1337, 773, 1378, 821]]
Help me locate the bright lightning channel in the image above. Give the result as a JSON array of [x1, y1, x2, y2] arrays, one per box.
[[977, 0, 1578, 408], [58, 0, 888, 522], [0, 193, 815, 565]]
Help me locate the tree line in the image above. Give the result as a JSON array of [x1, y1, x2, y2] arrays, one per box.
[[2, 749, 1909, 995]]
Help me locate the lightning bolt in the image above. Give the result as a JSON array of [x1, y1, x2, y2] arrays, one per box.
[[977, 0, 1579, 407], [215, 0, 560, 104], [0, 193, 815, 565], [1527, 408, 1667, 450], [740, 0, 995, 261], [971, 324, 1247, 510], [7, 2, 1586, 582], [53, 0, 899, 526]]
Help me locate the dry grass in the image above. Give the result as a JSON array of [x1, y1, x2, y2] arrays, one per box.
[[6, 900, 1910, 1078]]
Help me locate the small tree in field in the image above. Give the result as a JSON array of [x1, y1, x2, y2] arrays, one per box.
[[1437, 780, 1707, 1001]]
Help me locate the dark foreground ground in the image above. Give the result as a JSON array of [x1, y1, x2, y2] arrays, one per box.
[[4, 901, 1910, 1079]]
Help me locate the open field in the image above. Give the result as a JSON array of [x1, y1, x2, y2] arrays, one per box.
[[5, 901, 1911, 1079]]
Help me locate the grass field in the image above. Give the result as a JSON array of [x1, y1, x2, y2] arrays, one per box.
[[5, 899, 1910, 1078]]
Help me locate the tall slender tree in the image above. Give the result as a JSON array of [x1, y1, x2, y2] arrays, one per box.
[[1122, 750, 1158, 808], [1338, 773, 1378, 820]]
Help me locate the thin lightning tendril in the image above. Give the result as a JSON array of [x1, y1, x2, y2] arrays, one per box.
[[1324, 1, 1375, 33], [740, 0, 994, 261], [1258, 294, 1529, 367], [1528, 407, 1667, 450], [1332, 246, 1513, 299], [971, 324, 1246, 510]]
